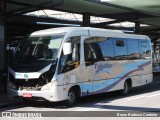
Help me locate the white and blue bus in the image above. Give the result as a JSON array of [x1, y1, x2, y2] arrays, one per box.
[[8, 27, 152, 106]]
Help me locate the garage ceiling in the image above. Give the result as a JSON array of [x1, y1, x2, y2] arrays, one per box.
[[6, 0, 160, 32]]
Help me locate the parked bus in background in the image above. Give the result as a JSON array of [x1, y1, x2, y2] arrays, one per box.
[[7, 27, 152, 107]]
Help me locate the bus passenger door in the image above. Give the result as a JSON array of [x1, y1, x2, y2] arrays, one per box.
[[80, 64, 93, 96], [82, 37, 114, 95], [59, 36, 93, 96], [80, 36, 93, 96]]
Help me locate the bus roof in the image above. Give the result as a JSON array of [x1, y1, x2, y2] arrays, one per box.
[[31, 27, 122, 36], [31, 27, 148, 40]]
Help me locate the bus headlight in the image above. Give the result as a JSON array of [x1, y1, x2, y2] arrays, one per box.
[[41, 80, 58, 91]]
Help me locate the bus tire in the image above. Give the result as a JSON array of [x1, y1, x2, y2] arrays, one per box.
[[121, 81, 130, 95], [64, 88, 77, 107]]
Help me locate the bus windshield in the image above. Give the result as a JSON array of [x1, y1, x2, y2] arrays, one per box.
[[14, 35, 64, 64]]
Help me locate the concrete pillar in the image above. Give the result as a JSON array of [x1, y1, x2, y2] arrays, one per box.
[[0, 18, 5, 71], [0, 0, 6, 93], [135, 21, 140, 34], [82, 13, 90, 27]]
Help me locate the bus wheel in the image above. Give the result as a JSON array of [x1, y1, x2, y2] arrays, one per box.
[[64, 89, 77, 107], [121, 81, 130, 95]]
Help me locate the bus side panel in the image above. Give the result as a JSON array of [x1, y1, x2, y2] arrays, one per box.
[[140, 60, 152, 86], [92, 78, 120, 94], [131, 74, 142, 87], [61, 59, 152, 97], [141, 74, 152, 85]]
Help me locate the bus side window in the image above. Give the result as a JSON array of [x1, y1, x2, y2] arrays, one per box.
[[84, 37, 105, 66], [140, 40, 151, 59], [127, 39, 140, 60], [84, 37, 115, 66], [84, 43, 97, 66], [116, 40, 124, 47], [114, 39, 128, 60]]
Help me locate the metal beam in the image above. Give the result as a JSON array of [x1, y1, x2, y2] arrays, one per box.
[[7, 15, 82, 25], [92, 24, 134, 31], [6, 1, 51, 16], [82, 13, 90, 27], [135, 21, 140, 34], [97, 12, 154, 20], [7, 0, 33, 7], [141, 31, 160, 36], [91, 19, 132, 27], [141, 27, 160, 32], [6, 0, 65, 16]]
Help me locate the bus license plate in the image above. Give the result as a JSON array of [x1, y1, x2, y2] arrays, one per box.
[[23, 93, 32, 98]]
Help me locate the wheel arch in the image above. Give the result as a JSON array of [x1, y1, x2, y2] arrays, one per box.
[[68, 84, 81, 98], [125, 78, 132, 88]]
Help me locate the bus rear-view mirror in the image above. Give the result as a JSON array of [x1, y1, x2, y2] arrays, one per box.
[[63, 43, 72, 55]]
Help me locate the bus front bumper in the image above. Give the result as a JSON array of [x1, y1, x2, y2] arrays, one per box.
[[7, 86, 66, 102]]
